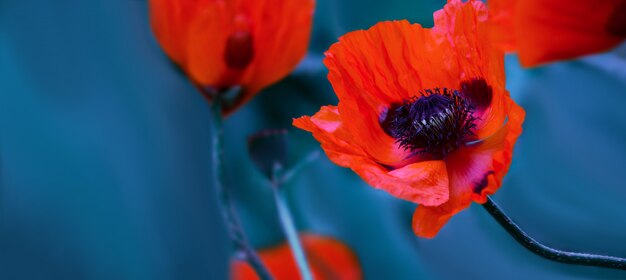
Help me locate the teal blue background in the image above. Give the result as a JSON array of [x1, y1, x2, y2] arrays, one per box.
[[1, 0, 626, 279]]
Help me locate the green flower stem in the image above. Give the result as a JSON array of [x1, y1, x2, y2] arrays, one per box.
[[209, 95, 273, 280], [271, 184, 314, 280], [483, 196, 626, 270]]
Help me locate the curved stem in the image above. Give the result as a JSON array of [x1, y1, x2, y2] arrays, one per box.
[[271, 184, 314, 280], [210, 96, 273, 280], [483, 196, 626, 270]]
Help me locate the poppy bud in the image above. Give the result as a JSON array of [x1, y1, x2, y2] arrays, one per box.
[[247, 129, 288, 182]]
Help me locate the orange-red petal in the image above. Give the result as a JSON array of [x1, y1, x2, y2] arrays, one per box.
[[184, 1, 232, 87], [245, 0, 315, 92], [489, 0, 626, 67], [293, 106, 450, 206], [149, 0, 199, 66], [230, 234, 362, 280], [432, 0, 508, 140]]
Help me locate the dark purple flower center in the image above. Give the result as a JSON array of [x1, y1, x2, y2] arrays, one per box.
[[380, 85, 485, 159]]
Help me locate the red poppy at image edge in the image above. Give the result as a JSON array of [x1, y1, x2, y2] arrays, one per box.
[[488, 0, 626, 67], [148, 0, 315, 115], [231, 234, 362, 280], [294, 0, 525, 238]]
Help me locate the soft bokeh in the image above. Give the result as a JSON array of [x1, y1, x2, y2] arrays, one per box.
[[1, 0, 625, 279]]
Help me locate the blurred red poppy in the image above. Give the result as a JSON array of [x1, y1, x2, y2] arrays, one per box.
[[149, 0, 315, 114], [231, 234, 361, 280], [489, 0, 626, 67], [294, 0, 525, 238]]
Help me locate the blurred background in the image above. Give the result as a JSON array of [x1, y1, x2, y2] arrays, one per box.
[[1, 0, 626, 279]]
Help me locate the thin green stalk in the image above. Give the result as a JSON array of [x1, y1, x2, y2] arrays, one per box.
[[271, 184, 313, 280], [483, 196, 626, 270], [209, 96, 273, 280]]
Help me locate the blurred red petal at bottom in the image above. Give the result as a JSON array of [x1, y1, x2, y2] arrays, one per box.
[[231, 233, 362, 280]]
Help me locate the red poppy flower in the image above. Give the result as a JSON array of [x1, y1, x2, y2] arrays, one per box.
[[149, 0, 315, 114], [293, 0, 525, 238], [231, 234, 362, 280], [489, 0, 626, 67]]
